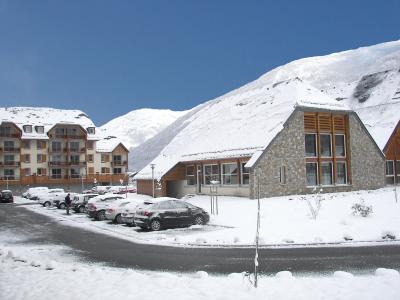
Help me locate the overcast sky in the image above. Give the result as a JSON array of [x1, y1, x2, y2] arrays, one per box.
[[0, 0, 399, 125]]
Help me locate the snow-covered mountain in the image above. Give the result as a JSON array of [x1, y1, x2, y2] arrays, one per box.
[[133, 40, 400, 176], [99, 108, 188, 150]]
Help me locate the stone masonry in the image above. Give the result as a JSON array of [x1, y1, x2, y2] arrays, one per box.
[[249, 109, 385, 199]]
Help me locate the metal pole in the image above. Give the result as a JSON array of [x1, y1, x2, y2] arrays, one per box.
[[151, 164, 155, 198], [254, 169, 260, 288]]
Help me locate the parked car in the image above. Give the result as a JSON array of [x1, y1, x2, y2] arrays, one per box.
[[87, 194, 125, 221], [134, 199, 210, 231], [38, 189, 67, 207], [113, 186, 137, 194], [121, 198, 160, 226], [105, 198, 142, 224], [0, 190, 14, 203], [22, 187, 48, 199], [52, 192, 78, 209], [34, 188, 64, 201], [72, 193, 99, 213]]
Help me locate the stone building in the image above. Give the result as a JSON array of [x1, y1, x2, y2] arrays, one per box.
[[135, 80, 385, 199]]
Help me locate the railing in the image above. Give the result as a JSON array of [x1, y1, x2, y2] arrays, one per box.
[[0, 133, 21, 138], [0, 176, 20, 181], [3, 147, 20, 153], [48, 161, 86, 167], [2, 161, 20, 167], [111, 160, 128, 166], [54, 134, 85, 139]]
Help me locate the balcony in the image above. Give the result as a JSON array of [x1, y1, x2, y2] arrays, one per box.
[[49, 148, 68, 153], [1, 161, 20, 167], [48, 161, 86, 167], [2, 147, 20, 153], [54, 134, 85, 140], [0, 176, 20, 181], [0, 133, 21, 138], [111, 160, 128, 166]]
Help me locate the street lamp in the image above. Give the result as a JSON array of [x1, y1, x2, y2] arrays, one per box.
[[150, 164, 155, 198]]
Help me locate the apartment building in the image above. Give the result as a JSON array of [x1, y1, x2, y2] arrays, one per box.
[[0, 107, 129, 189]]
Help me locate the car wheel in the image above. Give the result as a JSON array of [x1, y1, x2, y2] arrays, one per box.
[[59, 203, 66, 209], [44, 201, 51, 208], [150, 219, 162, 231], [78, 206, 85, 213], [115, 214, 123, 224], [194, 215, 205, 225], [96, 211, 106, 221]]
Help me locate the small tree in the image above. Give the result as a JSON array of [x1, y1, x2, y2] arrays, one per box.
[[301, 186, 324, 220]]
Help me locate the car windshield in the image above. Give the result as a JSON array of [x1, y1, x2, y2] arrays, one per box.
[[2, 192, 12, 196]]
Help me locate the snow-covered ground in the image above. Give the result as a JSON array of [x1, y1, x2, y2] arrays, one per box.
[[17, 187, 400, 247], [1, 231, 399, 300]]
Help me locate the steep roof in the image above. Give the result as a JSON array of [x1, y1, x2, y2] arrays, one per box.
[[135, 79, 348, 180]]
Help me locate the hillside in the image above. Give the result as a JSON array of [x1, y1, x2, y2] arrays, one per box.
[[99, 108, 187, 150], [134, 40, 400, 177]]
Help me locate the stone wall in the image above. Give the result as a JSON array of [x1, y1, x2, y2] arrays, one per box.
[[249, 110, 385, 199], [348, 114, 385, 190]]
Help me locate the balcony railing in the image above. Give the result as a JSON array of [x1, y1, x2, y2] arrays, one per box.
[[111, 160, 128, 166], [48, 161, 86, 167], [3, 147, 20, 153], [0, 133, 21, 138], [54, 134, 85, 139], [1, 161, 20, 167], [0, 176, 20, 181]]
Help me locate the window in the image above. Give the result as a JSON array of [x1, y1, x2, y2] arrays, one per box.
[[88, 167, 94, 174], [51, 141, 61, 152], [23, 168, 31, 176], [113, 155, 122, 164], [37, 154, 47, 163], [36, 140, 45, 150], [221, 163, 238, 185], [55, 128, 65, 136], [306, 163, 318, 186], [4, 154, 14, 165], [335, 134, 346, 157], [67, 127, 78, 136], [87, 141, 94, 150], [113, 168, 122, 174], [35, 126, 44, 134], [241, 162, 250, 185], [4, 169, 15, 179], [186, 165, 195, 185], [87, 127, 95, 134], [88, 154, 94, 163], [204, 164, 219, 185], [23, 125, 32, 133], [279, 166, 287, 184], [51, 169, 62, 179], [23, 154, 30, 163], [305, 134, 317, 157], [37, 168, 46, 176], [320, 134, 332, 157], [101, 154, 109, 163], [70, 155, 79, 164], [321, 162, 333, 185], [101, 167, 110, 174], [69, 142, 79, 152], [70, 168, 80, 178], [0, 126, 11, 136], [22, 140, 30, 149], [4, 141, 14, 151], [336, 162, 347, 185], [386, 160, 394, 176]]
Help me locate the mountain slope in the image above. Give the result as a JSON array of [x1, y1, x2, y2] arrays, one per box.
[[99, 108, 187, 150], [134, 40, 400, 177]]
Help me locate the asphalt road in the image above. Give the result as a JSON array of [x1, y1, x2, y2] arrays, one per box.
[[1, 203, 400, 275]]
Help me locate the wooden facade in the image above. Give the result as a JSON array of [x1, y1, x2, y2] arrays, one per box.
[[383, 121, 400, 184]]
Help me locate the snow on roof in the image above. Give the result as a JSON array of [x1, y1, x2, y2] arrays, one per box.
[[135, 79, 347, 180], [0, 107, 98, 140], [96, 135, 127, 153]]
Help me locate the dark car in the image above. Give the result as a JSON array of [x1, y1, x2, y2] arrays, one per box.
[[1, 190, 14, 203], [134, 199, 209, 231]]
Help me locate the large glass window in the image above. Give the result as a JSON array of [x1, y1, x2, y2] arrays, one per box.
[[186, 165, 195, 185], [52, 141, 61, 152], [279, 166, 287, 184], [69, 142, 79, 152], [321, 162, 333, 185], [221, 163, 238, 185], [335, 135, 346, 157], [51, 169, 62, 179], [4, 169, 15, 179], [306, 163, 318, 186], [320, 134, 332, 157], [4, 141, 14, 151], [113, 168, 122, 174], [386, 160, 394, 176], [4, 155, 14, 165], [70, 168, 80, 178], [70, 155, 79, 164], [336, 162, 347, 185], [204, 164, 219, 185], [0, 127, 11, 136], [241, 162, 250, 185], [305, 134, 317, 157]]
